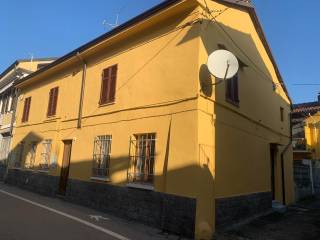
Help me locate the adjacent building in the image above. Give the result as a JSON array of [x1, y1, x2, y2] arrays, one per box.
[[292, 95, 320, 199], [4, 0, 294, 239], [0, 58, 56, 170]]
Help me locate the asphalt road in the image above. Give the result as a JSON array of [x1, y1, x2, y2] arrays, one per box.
[[0, 183, 185, 240]]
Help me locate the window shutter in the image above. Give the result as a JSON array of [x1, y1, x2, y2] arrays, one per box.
[[225, 74, 239, 105], [47, 87, 59, 117], [52, 87, 59, 116], [22, 97, 31, 122], [108, 65, 117, 102], [99, 65, 117, 105], [47, 88, 53, 116]]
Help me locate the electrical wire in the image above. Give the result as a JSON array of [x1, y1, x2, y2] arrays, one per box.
[[203, 0, 286, 89]]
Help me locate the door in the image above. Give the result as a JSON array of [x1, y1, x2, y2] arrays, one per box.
[[59, 140, 72, 194], [270, 144, 277, 201]]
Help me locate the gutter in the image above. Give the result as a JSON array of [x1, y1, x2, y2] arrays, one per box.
[[280, 105, 293, 205], [76, 52, 87, 129]]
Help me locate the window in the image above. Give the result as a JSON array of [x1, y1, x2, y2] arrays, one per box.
[[14, 142, 25, 168], [25, 142, 37, 169], [40, 140, 52, 170], [99, 65, 117, 105], [128, 133, 156, 185], [22, 97, 31, 123], [280, 107, 284, 122], [225, 73, 239, 106], [92, 135, 112, 178], [47, 87, 59, 117]]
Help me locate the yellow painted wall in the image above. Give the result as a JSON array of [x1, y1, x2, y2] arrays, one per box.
[[10, 1, 294, 239]]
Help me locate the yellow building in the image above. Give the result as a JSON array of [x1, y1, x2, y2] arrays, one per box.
[[6, 0, 294, 239]]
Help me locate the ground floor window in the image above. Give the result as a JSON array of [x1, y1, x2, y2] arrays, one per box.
[[92, 135, 112, 178], [40, 140, 52, 170], [25, 142, 37, 169], [128, 133, 156, 185], [0, 135, 11, 165]]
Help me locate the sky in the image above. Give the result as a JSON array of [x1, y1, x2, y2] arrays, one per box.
[[0, 0, 318, 104]]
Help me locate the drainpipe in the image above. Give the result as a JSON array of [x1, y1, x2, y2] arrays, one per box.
[[280, 107, 293, 205], [76, 52, 87, 129]]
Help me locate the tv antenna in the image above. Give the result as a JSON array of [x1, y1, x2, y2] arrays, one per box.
[[103, 14, 119, 29], [29, 53, 34, 63], [207, 49, 239, 85]]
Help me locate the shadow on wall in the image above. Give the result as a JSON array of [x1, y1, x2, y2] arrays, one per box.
[[5, 129, 214, 238]]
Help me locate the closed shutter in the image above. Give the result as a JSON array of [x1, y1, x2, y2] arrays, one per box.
[[99, 65, 117, 105], [47, 87, 59, 117], [22, 97, 31, 122], [225, 74, 239, 105]]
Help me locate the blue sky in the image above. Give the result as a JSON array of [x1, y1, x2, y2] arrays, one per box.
[[0, 0, 317, 103]]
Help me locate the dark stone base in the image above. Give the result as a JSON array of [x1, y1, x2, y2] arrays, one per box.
[[0, 164, 6, 181], [5, 169, 59, 197], [216, 192, 272, 228], [4, 169, 196, 238], [66, 179, 196, 238]]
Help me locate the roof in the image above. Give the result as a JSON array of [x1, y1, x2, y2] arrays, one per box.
[[14, 0, 290, 103], [292, 100, 320, 123], [293, 101, 320, 114], [0, 57, 58, 80]]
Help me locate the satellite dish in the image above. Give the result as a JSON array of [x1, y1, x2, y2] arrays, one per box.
[[207, 50, 239, 80]]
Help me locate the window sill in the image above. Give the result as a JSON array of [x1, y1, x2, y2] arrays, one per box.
[[43, 116, 60, 122], [126, 183, 154, 191], [98, 102, 115, 108], [90, 177, 110, 182]]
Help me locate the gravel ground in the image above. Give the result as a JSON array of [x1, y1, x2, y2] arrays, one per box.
[[215, 197, 320, 240]]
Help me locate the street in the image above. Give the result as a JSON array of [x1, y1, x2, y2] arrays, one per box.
[[0, 183, 186, 240]]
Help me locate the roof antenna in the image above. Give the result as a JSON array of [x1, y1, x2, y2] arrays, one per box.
[[102, 5, 126, 30], [102, 13, 120, 30], [29, 53, 34, 63]]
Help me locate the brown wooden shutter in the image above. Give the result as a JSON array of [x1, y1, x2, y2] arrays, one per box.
[[108, 65, 117, 103], [225, 74, 239, 105], [99, 65, 117, 105], [52, 87, 59, 116], [47, 87, 59, 117], [47, 88, 53, 116], [22, 97, 31, 122]]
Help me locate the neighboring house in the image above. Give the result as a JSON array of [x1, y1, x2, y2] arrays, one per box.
[[0, 58, 56, 169], [292, 97, 320, 200], [292, 94, 320, 161], [6, 0, 294, 239]]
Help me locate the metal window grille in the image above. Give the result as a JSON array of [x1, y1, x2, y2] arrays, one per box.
[[128, 133, 156, 185], [0, 136, 11, 165], [92, 135, 112, 178], [13, 142, 24, 168], [40, 140, 52, 170], [25, 142, 37, 169]]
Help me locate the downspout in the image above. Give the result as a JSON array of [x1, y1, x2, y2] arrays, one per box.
[[280, 106, 293, 205], [76, 52, 87, 129]]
